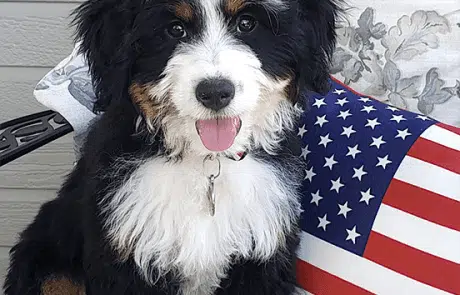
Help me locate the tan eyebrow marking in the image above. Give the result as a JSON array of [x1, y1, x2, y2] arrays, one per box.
[[174, 1, 194, 21], [225, 0, 246, 15]]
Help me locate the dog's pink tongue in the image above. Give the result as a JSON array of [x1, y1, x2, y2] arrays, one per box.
[[196, 117, 240, 151]]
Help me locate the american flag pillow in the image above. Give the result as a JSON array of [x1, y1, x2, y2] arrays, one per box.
[[296, 78, 460, 295]]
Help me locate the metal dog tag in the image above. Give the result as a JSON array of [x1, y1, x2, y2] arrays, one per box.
[[203, 155, 221, 217], [206, 175, 216, 216]]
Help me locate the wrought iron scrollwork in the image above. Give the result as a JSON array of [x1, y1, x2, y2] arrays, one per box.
[[0, 110, 73, 167]]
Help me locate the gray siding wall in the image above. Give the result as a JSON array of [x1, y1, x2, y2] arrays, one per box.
[[0, 0, 82, 288]]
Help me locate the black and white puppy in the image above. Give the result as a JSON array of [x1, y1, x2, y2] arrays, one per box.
[[4, 0, 339, 294]]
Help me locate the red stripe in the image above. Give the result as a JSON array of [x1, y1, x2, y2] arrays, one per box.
[[383, 179, 460, 231], [437, 122, 460, 136], [364, 232, 460, 294], [407, 137, 460, 174], [296, 259, 373, 295]]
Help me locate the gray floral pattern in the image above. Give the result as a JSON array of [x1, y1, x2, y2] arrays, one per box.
[[332, 7, 460, 121], [35, 45, 97, 113], [34, 44, 99, 157]]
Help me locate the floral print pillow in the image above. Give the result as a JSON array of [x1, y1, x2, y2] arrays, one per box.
[[331, 1, 460, 127]]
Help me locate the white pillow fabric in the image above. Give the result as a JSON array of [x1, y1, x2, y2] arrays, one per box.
[[331, 0, 460, 127]]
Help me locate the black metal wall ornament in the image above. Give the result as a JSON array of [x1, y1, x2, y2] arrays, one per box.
[[0, 111, 73, 167]]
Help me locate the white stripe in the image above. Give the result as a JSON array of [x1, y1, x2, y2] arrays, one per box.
[[394, 156, 460, 202], [421, 124, 460, 151], [373, 205, 460, 263], [295, 287, 314, 295], [297, 231, 451, 295]]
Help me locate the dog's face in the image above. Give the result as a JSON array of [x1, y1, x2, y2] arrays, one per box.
[[74, 0, 339, 157]]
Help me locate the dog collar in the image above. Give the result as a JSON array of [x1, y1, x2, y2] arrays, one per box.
[[227, 151, 247, 161]]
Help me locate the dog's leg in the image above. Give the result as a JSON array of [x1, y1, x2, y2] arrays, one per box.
[[3, 197, 84, 295], [218, 259, 298, 295], [218, 230, 300, 295], [83, 259, 180, 295]]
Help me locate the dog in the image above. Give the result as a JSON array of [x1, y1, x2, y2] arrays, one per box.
[[3, 0, 339, 294]]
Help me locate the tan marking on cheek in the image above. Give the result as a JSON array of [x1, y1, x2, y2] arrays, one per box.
[[282, 75, 299, 104], [225, 0, 246, 15], [175, 1, 193, 21], [130, 83, 177, 125], [42, 278, 85, 295], [130, 83, 160, 120]]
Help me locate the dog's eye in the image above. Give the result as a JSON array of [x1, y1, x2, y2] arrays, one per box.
[[237, 15, 257, 33], [166, 21, 187, 39]]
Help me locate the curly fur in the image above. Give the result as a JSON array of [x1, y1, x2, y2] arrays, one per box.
[[3, 0, 340, 294]]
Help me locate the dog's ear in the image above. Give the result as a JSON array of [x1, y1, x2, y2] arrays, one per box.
[[292, 0, 340, 97], [72, 0, 138, 112]]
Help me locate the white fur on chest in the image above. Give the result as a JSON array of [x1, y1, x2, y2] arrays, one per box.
[[104, 155, 300, 294]]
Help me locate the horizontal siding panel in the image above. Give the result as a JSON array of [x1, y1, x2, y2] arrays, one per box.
[[0, 2, 79, 67], [0, 134, 75, 190], [0, 67, 52, 121], [0, 246, 10, 291], [0, 189, 55, 247]]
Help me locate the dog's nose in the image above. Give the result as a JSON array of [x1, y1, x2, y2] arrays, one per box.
[[195, 79, 235, 111]]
